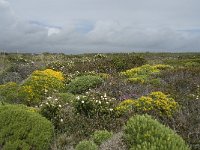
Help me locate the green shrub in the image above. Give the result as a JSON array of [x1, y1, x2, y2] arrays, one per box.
[[55, 92, 76, 104], [0, 104, 53, 150], [18, 69, 65, 106], [124, 114, 190, 150], [92, 130, 113, 145], [75, 140, 98, 150], [0, 82, 19, 103], [67, 75, 103, 94]]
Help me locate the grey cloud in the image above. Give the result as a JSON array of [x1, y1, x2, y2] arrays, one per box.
[[1, 0, 200, 53]]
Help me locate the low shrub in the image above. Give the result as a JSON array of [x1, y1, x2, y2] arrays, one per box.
[[39, 96, 64, 129], [73, 92, 116, 118], [18, 69, 65, 106], [91, 130, 113, 145], [133, 91, 178, 117], [116, 91, 178, 117], [67, 75, 103, 94], [124, 114, 190, 150], [121, 64, 172, 84], [115, 99, 135, 115], [0, 82, 19, 103], [75, 140, 98, 150], [0, 104, 53, 150]]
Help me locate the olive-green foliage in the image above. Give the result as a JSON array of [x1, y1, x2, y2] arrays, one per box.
[[92, 130, 113, 145], [55, 92, 76, 104], [0, 104, 53, 150], [67, 75, 103, 94], [124, 115, 190, 150], [75, 140, 98, 150], [0, 82, 19, 103]]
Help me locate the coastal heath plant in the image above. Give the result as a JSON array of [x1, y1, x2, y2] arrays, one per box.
[[124, 114, 190, 150], [0, 104, 53, 150], [18, 69, 65, 106], [91, 130, 113, 145], [67, 75, 103, 94], [116, 91, 178, 117], [73, 91, 116, 118]]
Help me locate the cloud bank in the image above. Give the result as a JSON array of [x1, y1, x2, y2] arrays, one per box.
[[0, 0, 200, 53]]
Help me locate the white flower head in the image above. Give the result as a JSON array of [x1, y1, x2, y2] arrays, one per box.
[[60, 119, 63, 122], [58, 104, 62, 108], [109, 108, 113, 111], [76, 96, 80, 100], [81, 100, 84, 103], [104, 93, 107, 97], [99, 101, 101, 104]]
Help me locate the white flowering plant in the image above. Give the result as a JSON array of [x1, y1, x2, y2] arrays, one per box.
[[39, 96, 65, 129], [73, 91, 117, 118]]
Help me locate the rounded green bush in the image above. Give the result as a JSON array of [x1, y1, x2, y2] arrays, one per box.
[[92, 130, 113, 145], [67, 75, 103, 94], [124, 114, 190, 150], [0, 104, 54, 150], [75, 140, 98, 150]]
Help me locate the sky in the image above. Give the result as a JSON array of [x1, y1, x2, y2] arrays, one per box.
[[0, 0, 200, 54]]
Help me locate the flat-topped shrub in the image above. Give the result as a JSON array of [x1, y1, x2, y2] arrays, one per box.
[[0, 104, 53, 150], [124, 114, 190, 150]]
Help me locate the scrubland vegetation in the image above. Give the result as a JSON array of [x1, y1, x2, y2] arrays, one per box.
[[0, 52, 200, 150]]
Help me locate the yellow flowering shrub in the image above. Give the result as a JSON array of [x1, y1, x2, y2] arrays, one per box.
[[116, 91, 178, 117], [121, 64, 173, 84], [134, 91, 178, 116], [33, 69, 64, 81], [18, 69, 65, 106], [115, 99, 135, 114]]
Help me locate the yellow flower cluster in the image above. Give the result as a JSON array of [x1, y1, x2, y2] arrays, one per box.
[[135, 91, 178, 116], [33, 69, 64, 81], [115, 99, 135, 113], [18, 69, 65, 106], [116, 91, 178, 117], [152, 64, 173, 70], [121, 64, 173, 84]]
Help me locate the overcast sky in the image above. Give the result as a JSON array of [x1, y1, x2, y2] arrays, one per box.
[[0, 0, 200, 53]]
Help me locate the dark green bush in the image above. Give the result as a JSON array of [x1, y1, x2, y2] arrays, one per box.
[[91, 130, 113, 145], [67, 75, 103, 94], [75, 140, 98, 150], [124, 114, 189, 150], [0, 104, 53, 150]]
